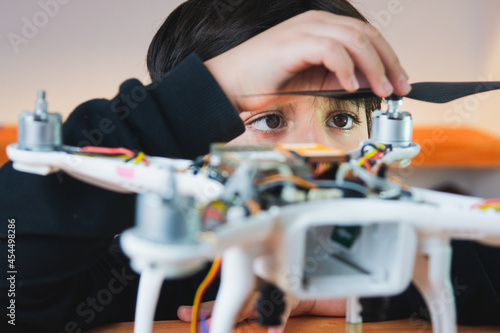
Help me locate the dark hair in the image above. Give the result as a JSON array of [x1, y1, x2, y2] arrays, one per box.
[[147, 0, 381, 132]]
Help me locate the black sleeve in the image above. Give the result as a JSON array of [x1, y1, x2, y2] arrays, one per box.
[[0, 54, 243, 332]]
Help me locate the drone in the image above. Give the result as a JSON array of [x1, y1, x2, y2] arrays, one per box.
[[6, 81, 500, 333]]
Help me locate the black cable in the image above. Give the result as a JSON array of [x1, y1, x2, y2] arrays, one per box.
[[361, 143, 387, 155]]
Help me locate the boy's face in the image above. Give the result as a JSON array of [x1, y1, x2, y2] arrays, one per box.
[[229, 96, 369, 151]]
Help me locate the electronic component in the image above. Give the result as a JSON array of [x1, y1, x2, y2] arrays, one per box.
[[17, 90, 62, 151], [370, 96, 413, 148], [277, 143, 347, 163]]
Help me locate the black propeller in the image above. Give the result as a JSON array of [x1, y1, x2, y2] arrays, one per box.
[[259, 81, 500, 103]]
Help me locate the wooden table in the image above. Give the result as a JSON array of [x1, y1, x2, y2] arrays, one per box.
[[86, 317, 500, 332]]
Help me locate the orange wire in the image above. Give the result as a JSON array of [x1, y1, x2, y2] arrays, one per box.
[[363, 159, 372, 172], [80, 146, 136, 158], [79, 146, 150, 166], [191, 256, 222, 333], [372, 151, 383, 160], [255, 174, 318, 189], [245, 198, 261, 215]]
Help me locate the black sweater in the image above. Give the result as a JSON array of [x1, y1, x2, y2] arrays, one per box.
[[1, 54, 499, 332]]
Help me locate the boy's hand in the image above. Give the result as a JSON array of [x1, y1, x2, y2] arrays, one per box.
[[205, 10, 411, 112], [177, 296, 346, 332]]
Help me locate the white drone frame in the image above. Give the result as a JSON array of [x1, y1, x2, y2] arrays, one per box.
[[7, 140, 500, 333]]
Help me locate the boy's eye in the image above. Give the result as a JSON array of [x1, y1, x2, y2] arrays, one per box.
[[326, 112, 359, 129], [249, 114, 285, 131], [332, 114, 350, 128]]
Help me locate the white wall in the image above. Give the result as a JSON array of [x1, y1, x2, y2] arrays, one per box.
[[0, 0, 184, 124], [355, 0, 500, 137]]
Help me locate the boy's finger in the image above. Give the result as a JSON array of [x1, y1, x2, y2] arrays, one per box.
[[177, 301, 216, 322]]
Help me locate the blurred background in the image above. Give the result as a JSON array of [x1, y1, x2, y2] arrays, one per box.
[[1, 0, 499, 196]]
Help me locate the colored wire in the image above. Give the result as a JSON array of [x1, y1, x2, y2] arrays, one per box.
[[255, 174, 318, 189], [79, 146, 136, 157], [372, 151, 383, 160], [133, 151, 145, 164], [335, 161, 354, 182], [245, 198, 261, 215], [358, 154, 373, 168], [364, 148, 378, 159], [74, 146, 150, 165], [191, 256, 222, 333], [472, 199, 500, 211], [361, 143, 387, 154], [363, 159, 372, 172], [475, 204, 500, 210], [74, 153, 131, 159], [132, 151, 149, 166], [200, 313, 209, 333], [313, 162, 331, 177], [358, 144, 386, 173]]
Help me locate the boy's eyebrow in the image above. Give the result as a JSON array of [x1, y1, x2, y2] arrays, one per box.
[[239, 107, 284, 122], [241, 107, 281, 117], [241, 101, 298, 116]]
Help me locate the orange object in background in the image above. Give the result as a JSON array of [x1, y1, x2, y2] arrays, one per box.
[[412, 127, 500, 168], [0, 126, 17, 166]]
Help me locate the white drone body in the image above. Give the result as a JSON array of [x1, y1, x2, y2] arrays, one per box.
[[7, 91, 500, 333]]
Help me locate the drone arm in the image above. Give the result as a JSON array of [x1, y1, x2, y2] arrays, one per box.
[[7, 145, 171, 193], [7, 144, 223, 203], [409, 187, 482, 207], [409, 188, 500, 247]]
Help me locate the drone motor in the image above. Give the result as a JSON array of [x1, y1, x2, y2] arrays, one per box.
[[17, 90, 62, 151], [370, 96, 413, 148]]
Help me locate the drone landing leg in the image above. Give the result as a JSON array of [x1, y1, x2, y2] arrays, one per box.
[[412, 237, 456, 333], [133, 266, 165, 333], [210, 246, 256, 333], [346, 296, 362, 333]]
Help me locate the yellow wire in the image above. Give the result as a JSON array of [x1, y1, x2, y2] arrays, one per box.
[[191, 256, 222, 333], [366, 150, 377, 159], [358, 145, 383, 167], [133, 151, 145, 164], [477, 204, 500, 211]]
